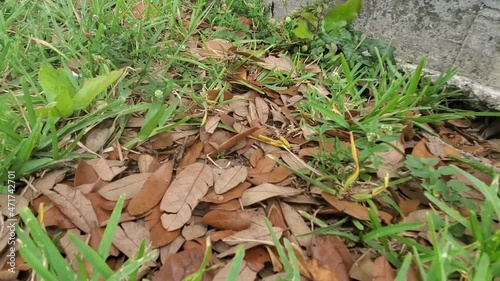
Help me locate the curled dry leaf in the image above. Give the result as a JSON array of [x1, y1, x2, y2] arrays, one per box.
[[160, 163, 213, 231], [98, 173, 152, 201], [42, 184, 98, 233], [202, 209, 252, 231], [241, 183, 301, 206], [128, 161, 173, 216], [214, 165, 248, 194]]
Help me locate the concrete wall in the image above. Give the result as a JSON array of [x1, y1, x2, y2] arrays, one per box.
[[265, 0, 500, 91]]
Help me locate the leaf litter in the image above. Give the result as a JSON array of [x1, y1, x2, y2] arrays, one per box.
[[10, 1, 500, 280]]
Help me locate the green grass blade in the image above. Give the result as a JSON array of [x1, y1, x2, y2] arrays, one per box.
[[69, 234, 114, 279], [362, 222, 425, 241], [394, 253, 413, 281], [226, 246, 245, 281], [18, 208, 77, 280], [107, 251, 158, 281]]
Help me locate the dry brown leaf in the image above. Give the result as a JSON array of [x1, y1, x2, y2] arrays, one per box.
[[202, 181, 251, 204], [214, 165, 247, 194], [229, 100, 249, 117], [137, 154, 161, 173], [182, 217, 207, 241], [412, 138, 440, 161], [281, 152, 309, 171], [205, 115, 221, 134], [89, 159, 126, 182], [241, 246, 271, 272], [42, 205, 76, 229], [146, 205, 181, 248], [84, 124, 110, 153], [255, 96, 269, 124], [280, 202, 312, 251], [311, 235, 351, 281], [150, 133, 174, 150], [202, 209, 252, 231], [213, 260, 257, 281], [349, 250, 375, 281], [261, 55, 296, 77], [179, 141, 204, 168], [248, 149, 264, 168], [90, 159, 120, 182], [98, 173, 152, 201], [160, 163, 213, 231], [113, 222, 154, 261], [241, 183, 301, 206], [375, 137, 405, 178], [29, 170, 67, 199], [42, 184, 98, 233], [85, 193, 115, 224], [266, 199, 287, 234], [200, 38, 233, 58], [308, 259, 339, 281], [59, 229, 87, 271], [222, 218, 283, 246], [152, 247, 207, 281], [372, 256, 395, 281], [322, 192, 370, 221], [128, 161, 173, 216], [248, 156, 276, 174], [211, 199, 242, 211], [399, 200, 420, 216], [74, 160, 99, 187], [247, 166, 293, 185]]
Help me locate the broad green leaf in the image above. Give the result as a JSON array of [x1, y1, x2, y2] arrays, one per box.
[[35, 106, 61, 118], [322, 0, 362, 32], [73, 69, 124, 110], [54, 89, 74, 118], [38, 64, 76, 103], [298, 12, 318, 26], [292, 20, 314, 40]]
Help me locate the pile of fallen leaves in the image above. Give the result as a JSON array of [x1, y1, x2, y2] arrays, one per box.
[[3, 7, 500, 281]]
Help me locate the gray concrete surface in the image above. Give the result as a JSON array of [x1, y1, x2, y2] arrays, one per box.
[[264, 0, 500, 109]]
